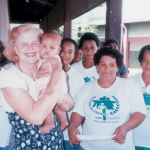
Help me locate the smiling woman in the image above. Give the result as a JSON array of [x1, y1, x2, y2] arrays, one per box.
[[71, 46, 83, 65], [0, 24, 72, 150], [129, 45, 150, 150], [71, 32, 100, 83], [60, 38, 85, 150], [68, 47, 146, 150]]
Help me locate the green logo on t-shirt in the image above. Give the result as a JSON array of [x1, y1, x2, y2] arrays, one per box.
[[144, 93, 150, 105], [89, 96, 120, 120], [84, 77, 91, 83]]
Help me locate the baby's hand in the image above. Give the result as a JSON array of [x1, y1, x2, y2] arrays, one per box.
[[45, 84, 55, 95]]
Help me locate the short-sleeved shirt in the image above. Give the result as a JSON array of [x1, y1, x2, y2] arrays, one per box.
[[116, 63, 128, 77], [63, 67, 85, 140], [71, 60, 99, 83], [0, 65, 37, 112], [0, 65, 64, 150], [73, 77, 146, 150], [129, 73, 150, 148]]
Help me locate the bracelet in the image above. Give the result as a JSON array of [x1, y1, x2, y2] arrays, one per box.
[[57, 93, 67, 105]]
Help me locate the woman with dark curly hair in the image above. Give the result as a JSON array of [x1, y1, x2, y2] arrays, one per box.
[[71, 32, 99, 83], [129, 45, 150, 150], [68, 47, 146, 150]]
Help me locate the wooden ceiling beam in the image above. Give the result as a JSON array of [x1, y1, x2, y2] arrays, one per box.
[[33, 0, 54, 7]]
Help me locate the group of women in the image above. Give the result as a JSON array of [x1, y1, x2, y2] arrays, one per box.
[[0, 24, 149, 150]]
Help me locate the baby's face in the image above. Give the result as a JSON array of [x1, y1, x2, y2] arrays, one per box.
[[40, 35, 60, 59]]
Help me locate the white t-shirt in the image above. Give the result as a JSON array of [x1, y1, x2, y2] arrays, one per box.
[[0, 65, 38, 112], [0, 68, 12, 147], [129, 73, 150, 148], [73, 77, 146, 150], [63, 67, 85, 140], [71, 61, 99, 83]]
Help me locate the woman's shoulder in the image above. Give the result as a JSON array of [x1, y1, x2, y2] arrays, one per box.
[[0, 66, 21, 78], [0, 66, 27, 89], [67, 67, 85, 85], [69, 67, 84, 78], [71, 61, 82, 68], [117, 77, 140, 90], [80, 79, 96, 90], [128, 73, 141, 81]]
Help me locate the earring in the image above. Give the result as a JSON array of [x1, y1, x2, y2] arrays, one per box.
[[97, 70, 99, 74]]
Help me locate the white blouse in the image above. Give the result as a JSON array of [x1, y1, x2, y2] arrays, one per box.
[[0, 65, 38, 112]]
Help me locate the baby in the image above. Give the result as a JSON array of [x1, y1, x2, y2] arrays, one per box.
[[36, 30, 68, 134]]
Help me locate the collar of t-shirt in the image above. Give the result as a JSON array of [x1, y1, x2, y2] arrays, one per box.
[[80, 60, 96, 72], [95, 77, 119, 91]]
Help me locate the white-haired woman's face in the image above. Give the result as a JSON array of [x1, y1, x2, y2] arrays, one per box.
[[14, 30, 40, 64]]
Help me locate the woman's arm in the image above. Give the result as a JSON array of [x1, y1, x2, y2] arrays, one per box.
[[112, 112, 145, 144], [2, 71, 72, 125], [68, 112, 84, 147]]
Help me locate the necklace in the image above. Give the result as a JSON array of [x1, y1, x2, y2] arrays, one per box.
[[18, 62, 23, 72]]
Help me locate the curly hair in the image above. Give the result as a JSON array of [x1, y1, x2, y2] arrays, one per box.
[[61, 38, 78, 53], [4, 24, 43, 64], [79, 32, 100, 48], [94, 47, 123, 68], [138, 45, 150, 63]]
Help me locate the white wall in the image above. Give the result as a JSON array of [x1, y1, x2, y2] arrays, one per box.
[[129, 37, 150, 51], [0, 0, 9, 47]]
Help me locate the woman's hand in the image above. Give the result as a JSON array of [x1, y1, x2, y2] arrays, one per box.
[[68, 125, 81, 147], [112, 124, 128, 144], [112, 112, 145, 144]]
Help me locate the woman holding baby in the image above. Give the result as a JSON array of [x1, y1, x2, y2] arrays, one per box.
[[0, 24, 72, 149]]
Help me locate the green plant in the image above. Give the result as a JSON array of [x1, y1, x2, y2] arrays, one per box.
[[77, 13, 98, 42], [55, 26, 64, 36]]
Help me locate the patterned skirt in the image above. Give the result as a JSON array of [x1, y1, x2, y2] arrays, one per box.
[[7, 112, 64, 150]]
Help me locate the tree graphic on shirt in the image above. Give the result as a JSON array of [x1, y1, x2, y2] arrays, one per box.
[[93, 96, 115, 110], [144, 93, 150, 105], [84, 77, 91, 83], [93, 96, 115, 120]]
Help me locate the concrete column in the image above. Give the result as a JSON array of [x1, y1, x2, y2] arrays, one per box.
[[0, 0, 9, 47], [105, 0, 123, 50], [64, 21, 72, 38], [125, 24, 130, 68]]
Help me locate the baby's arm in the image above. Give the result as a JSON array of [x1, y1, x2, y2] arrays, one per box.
[[46, 57, 62, 94]]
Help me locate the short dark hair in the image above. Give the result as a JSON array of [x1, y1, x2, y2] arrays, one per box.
[[138, 45, 150, 63], [94, 47, 123, 68], [61, 38, 78, 53], [79, 32, 100, 48], [103, 39, 119, 47]]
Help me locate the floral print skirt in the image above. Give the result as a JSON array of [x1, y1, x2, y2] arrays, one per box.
[[7, 112, 64, 150]]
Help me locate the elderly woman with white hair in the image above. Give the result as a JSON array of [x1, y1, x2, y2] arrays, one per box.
[[0, 24, 72, 150]]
